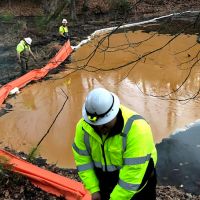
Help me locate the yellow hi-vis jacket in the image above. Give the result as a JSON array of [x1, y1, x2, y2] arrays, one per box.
[[72, 105, 157, 199], [59, 25, 68, 36], [16, 40, 30, 54]]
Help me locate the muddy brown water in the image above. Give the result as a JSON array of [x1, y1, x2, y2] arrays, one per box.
[[0, 30, 200, 170]]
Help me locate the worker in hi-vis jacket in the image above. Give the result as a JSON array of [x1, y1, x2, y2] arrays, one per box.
[[16, 37, 36, 75], [59, 18, 69, 44], [72, 88, 157, 200]]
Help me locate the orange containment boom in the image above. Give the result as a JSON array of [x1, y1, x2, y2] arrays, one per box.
[[0, 149, 91, 200], [0, 40, 73, 107]]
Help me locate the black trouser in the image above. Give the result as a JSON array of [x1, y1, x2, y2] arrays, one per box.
[[59, 35, 69, 45], [20, 57, 29, 75], [131, 169, 157, 200], [95, 159, 157, 200]]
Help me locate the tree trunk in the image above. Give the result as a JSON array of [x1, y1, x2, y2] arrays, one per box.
[[42, 0, 69, 24], [8, 0, 11, 9], [41, 0, 61, 15], [70, 0, 77, 21]]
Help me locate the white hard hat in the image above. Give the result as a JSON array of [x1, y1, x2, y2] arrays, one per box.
[[24, 37, 32, 45], [62, 19, 68, 23], [82, 88, 120, 125]]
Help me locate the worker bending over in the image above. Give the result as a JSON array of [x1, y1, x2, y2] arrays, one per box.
[[72, 88, 157, 200]]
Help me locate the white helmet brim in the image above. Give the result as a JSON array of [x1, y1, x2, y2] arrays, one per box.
[[62, 19, 68, 23], [24, 37, 32, 45]]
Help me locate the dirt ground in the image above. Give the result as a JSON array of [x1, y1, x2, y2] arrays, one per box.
[[0, 147, 200, 200]]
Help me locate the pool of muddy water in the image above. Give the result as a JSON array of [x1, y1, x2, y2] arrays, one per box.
[[0, 12, 200, 194]]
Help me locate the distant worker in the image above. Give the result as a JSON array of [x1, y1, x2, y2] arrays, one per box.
[[72, 88, 157, 200], [16, 37, 36, 75], [59, 18, 69, 44]]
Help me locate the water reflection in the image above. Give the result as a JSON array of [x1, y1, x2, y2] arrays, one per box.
[[21, 90, 36, 110], [0, 31, 200, 169]]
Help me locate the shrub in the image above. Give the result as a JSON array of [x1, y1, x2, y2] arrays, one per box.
[[0, 10, 14, 22], [109, 0, 131, 15]]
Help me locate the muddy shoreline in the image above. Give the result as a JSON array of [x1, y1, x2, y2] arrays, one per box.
[[1, 147, 200, 200]]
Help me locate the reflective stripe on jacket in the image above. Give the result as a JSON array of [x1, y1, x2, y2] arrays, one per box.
[[16, 40, 30, 54], [72, 105, 157, 199]]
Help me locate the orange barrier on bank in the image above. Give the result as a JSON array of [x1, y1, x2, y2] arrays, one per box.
[[0, 149, 91, 200], [0, 40, 73, 107]]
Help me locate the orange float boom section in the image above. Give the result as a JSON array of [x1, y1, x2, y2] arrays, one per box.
[[0, 41, 91, 199], [0, 149, 91, 200], [0, 40, 73, 107]]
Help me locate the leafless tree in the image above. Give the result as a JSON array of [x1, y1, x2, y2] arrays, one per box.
[[70, 0, 77, 21], [52, 0, 200, 102]]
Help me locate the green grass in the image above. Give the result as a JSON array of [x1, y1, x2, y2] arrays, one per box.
[[0, 11, 14, 22]]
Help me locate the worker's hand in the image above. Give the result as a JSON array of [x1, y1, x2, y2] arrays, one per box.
[[92, 192, 101, 200]]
